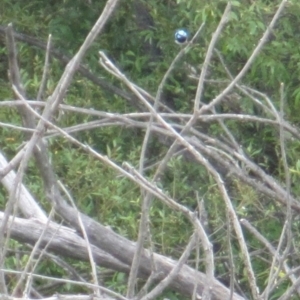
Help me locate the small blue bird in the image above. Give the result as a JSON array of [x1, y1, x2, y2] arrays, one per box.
[[174, 28, 189, 44]]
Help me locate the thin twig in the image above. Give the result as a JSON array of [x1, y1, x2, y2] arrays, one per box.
[[194, 3, 231, 112], [58, 181, 102, 297], [37, 34, 52, 101], [140, 233, 197, 300], [12, 209, 55, 296], [198, 0, 288, 115], [127, 23, 205, 298], [0, 268, 129, 300]]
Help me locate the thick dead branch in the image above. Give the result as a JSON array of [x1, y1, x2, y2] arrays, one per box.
[[0, 212, 129, 273], [0, 209, 244, 300]]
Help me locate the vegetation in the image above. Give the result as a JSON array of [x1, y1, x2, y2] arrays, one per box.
[[1, 0, 300, 299]]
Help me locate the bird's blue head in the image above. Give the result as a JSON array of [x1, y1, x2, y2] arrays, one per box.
[[174, 28, 189, 44]]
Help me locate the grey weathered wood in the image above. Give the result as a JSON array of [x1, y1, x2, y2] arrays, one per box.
[[1, 205, 244, 300]]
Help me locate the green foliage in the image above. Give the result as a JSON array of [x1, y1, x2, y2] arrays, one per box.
[[1, 0, 300, 299]]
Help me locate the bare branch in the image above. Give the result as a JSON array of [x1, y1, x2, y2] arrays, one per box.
[[37, 34, 52, 101], [194, 2, 231, 112]]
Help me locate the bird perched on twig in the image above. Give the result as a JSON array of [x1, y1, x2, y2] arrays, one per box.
[[174, 28, 189, 44]]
